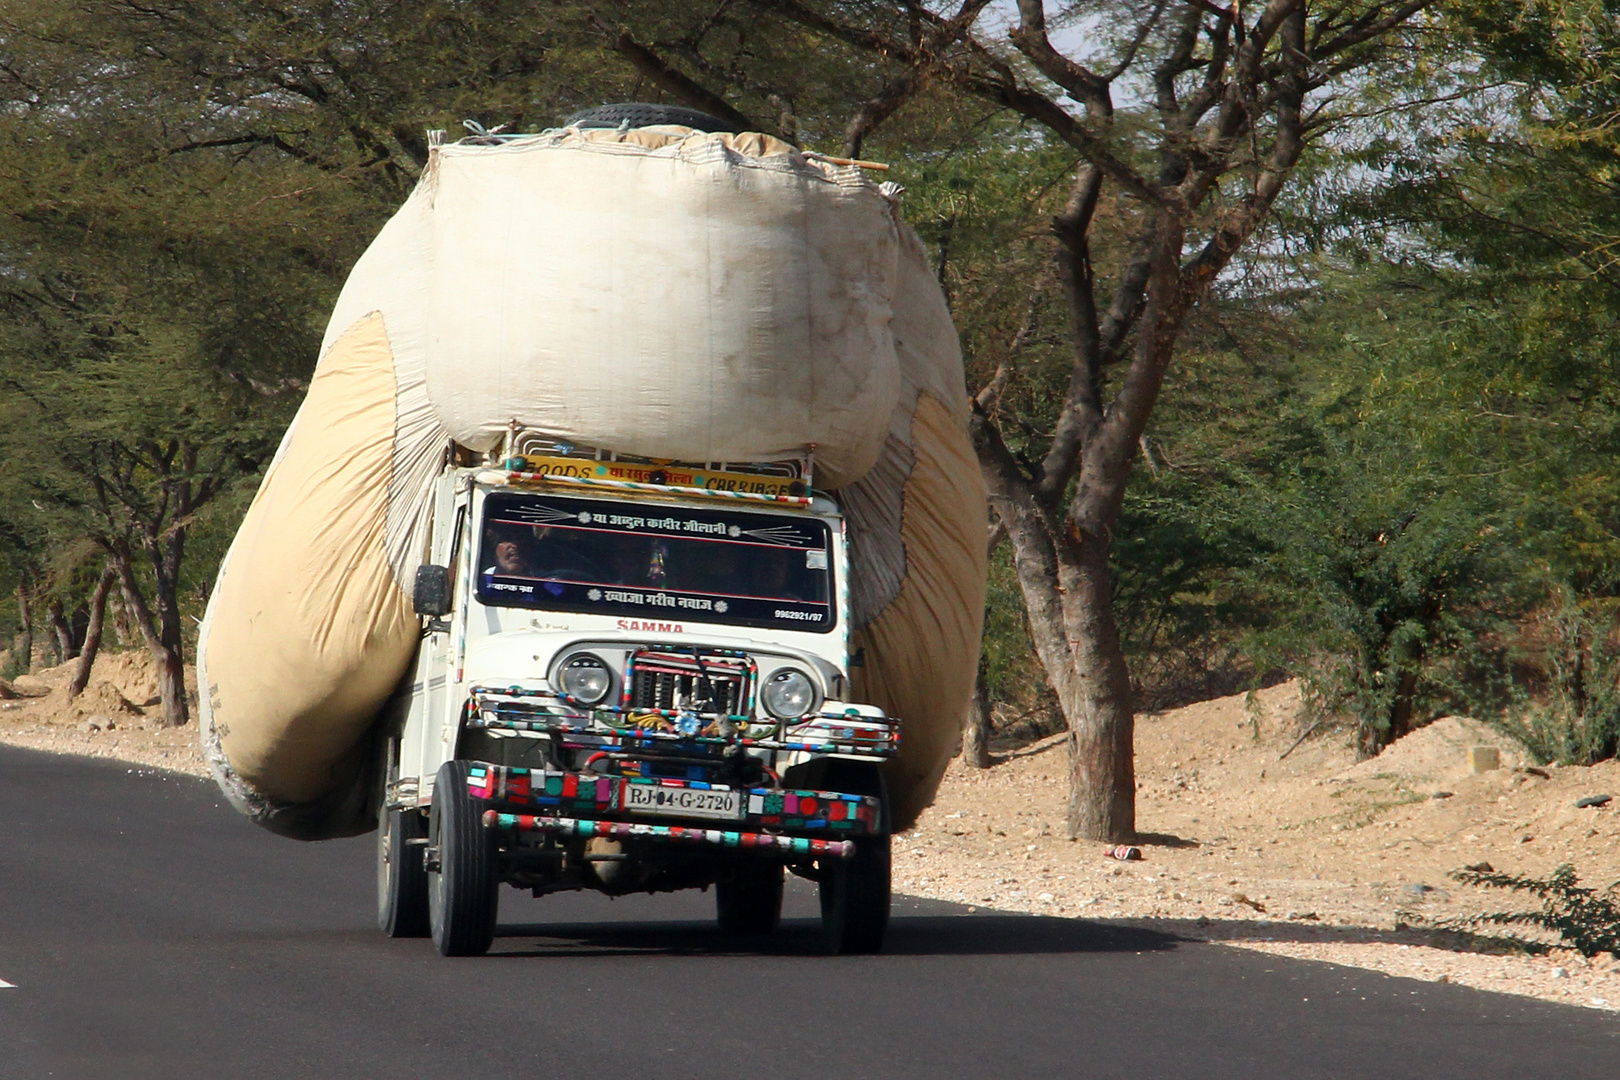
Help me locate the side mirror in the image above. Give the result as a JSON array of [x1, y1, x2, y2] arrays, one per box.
[[413, 564, 453, 617]]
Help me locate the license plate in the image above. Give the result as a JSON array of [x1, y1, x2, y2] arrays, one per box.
[[622, 784, 743, 820]]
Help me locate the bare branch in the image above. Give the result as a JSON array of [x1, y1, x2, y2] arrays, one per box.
[[840, 1, 993, 162], [1097, 234, 1159, 358], [957, 69, 1169, 206], [1070, 211, 1186, 533], [591, 16, 760, 133], [1179, 10, 1235, 126], [1010, 0, 1111, 117], [1183, 7, 1309, 291], [1154, 3, 1205, 127], [843, 71, 917, 158], [751, 0, 921, 60], [1103, 0, 1171, 83], [1036, 165, 1106, 501], [1315, 0, 1433, 60], [755, 0, 1166, 204], [975, 272, 1049, 414]]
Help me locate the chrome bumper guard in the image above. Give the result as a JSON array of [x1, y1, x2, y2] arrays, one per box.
[[466, 684, 899, 757]]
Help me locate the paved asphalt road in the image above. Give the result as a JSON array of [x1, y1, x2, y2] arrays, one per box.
[[1, 745, 1616, 1080]]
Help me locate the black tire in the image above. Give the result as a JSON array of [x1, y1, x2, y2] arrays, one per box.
[[428, 760, 499, 957], [564, 102, 741, 134], [819, 835, 891, 955], [376, 737, 429, 937], [377, 804, 430, 937], [716, 861, 783, 936]]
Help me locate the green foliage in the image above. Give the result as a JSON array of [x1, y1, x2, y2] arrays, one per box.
[[1238, 436, 1520, 753], [1452, 862, 1620, 958], [1270, 0, 1620, 747], [2, 0, 1619, 756], [0, 2, 648, 659], [1108, 298, 1304, 708], [1497, 601, 1620, 764], [891, 113, 1265, 718], [893, 115, 1082, 422], [1112, 464, 1261, 710], [1253, 293, 1531, 743], [0, 1, 631, 193]]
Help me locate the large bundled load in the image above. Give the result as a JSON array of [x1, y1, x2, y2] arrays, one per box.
[[198, 122, 986, 839]]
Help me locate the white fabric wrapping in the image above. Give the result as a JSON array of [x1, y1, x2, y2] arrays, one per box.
[[200, 127, 985, 839], [423, 133, 902, 490], [320, 183, 447, 583]]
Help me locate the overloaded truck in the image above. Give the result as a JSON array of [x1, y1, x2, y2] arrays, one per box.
[[198, 104, 987, 957]]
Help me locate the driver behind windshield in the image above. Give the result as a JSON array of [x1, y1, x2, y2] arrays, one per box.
[[482, 520, 605, 588], [481, 523, 539, 580]]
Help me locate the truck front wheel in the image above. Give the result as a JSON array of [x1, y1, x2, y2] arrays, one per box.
[[819, 835, 891, 954], [428, 760, 499, 957], [715, 861, 783, 936]]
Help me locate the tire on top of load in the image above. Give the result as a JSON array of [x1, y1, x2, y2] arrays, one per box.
[[565, 102, 742, 133]]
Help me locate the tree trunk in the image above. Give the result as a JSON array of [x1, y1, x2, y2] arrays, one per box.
[[980, 442, 1138, 840], [14, 587, 33, 675], [152, 531, 190, 725], [112, 557, 188, 726], [962, 668, 993, 769], [109, 588, 135, 647], [1358, 664, 1422, 758], [1056, 537, 1136, 840], [740, 0, 1356, 841], [47, 598, 75, 665], [69, 567, 117, 698], [998, 529, 1137, 839]]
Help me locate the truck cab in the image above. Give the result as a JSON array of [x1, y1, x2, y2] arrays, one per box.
[[376, 436, 896, 956]]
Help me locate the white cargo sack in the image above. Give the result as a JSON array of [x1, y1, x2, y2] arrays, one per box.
[[199, 126, 985, 839]]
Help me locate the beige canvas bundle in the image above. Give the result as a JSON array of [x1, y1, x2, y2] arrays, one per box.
[[198, 126, 986, 838]]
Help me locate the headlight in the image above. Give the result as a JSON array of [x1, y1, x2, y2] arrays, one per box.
[[558, 653, 613, 705], [761, 668, 818, 720]]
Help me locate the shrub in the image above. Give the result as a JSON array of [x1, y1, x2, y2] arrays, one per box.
[[1451, 863, 1620, 958], [1497, 603, 1620, 765]]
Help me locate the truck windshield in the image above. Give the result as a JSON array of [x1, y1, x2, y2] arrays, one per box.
[[475, 492, 835, 633]]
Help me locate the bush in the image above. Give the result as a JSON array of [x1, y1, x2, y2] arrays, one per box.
[[1497, 603, 1620, 765], [1451, 863, 1620, 958]]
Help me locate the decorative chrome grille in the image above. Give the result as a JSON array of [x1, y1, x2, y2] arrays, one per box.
[[627, 651, 749, 716]]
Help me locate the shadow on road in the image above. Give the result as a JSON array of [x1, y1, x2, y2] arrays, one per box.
[[1122, 913, 1530, 955], [492, 910, 1180, 959]]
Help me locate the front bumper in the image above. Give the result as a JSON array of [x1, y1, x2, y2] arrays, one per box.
[[484, 813, 859, 859], [468, 762, 882, 858]]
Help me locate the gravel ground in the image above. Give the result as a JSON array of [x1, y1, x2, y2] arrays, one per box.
[[895, 682, 1620, 1014], [4, 655, 1618, 1012], [0, 652, 209, 776]]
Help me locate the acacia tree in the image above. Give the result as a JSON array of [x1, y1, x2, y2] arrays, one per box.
[[89, 439, 255, 726], [0, 1, 644, 720], [0, 299, 284, 725], [693, 0, 1433, 838]]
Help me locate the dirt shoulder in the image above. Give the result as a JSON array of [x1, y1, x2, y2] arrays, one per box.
[[0, 653, 209, 777], [896, 682, 1620, 1014], [3, 658, 1617, 1012]]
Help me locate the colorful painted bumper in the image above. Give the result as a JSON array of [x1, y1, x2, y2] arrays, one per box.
[[483, 813, 857, 858], [465, 762, 882, 834]]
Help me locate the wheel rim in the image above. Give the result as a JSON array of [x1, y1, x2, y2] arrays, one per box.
[[376, 802, 393, 912], [428, 798, 445, 936]]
